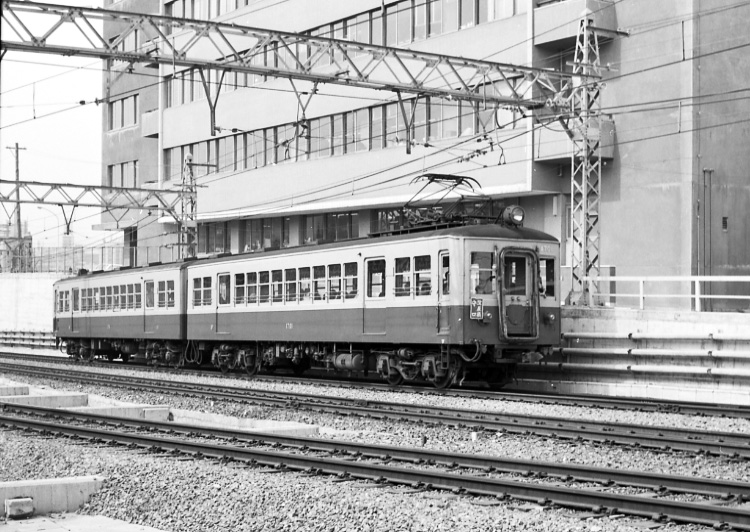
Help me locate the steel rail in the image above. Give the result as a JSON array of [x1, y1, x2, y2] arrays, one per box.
[[1, 413, 749, 530], [3, 401, 748, 500], [4, 350, 749, 420], [2, 361, 749, 458]]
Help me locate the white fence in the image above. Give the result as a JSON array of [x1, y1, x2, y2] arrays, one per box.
[[585, 275, 750, 312]]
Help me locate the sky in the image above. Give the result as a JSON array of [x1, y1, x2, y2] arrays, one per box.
[[0, 0, 112, 248]]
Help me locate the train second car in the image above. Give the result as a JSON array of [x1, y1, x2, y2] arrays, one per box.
[[54, 218, 560, 388]]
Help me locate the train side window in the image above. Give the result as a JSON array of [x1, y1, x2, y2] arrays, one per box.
[[57, 292, 62, 313], [441, 254, 450, 295], [127, 284, 135, 309], [271, 270, 283, 302], [247, 273, 258, 304], [539, 258, 555, 298], [259, 271, 270, 303], [395, 257, 410, 297], [470, 252, 495, 295], [113, 286, 120, 310], [313, 266, 326, 300], [167, 281, 175, 308], [367, 259, 386, 297], [328, 264, 341, 301], [202, 277, 212, 306], [120, 285, 127, 309], [414, 255, 431, 296], [235, 274, 246, 305], [99, 287, 106, 311], [192, 278, 201, 307], [158, 281, 167, 308], [93, 287, 100, 311], [146, 281, 155, 308], [285, 269, 297, 302], [218, 274, 231, 306], [106, 286, 113, 310], [135, 284, 142, 309], [299, 267, 311, 302], [344, 262, 357, 299], [72, 288, 79, 311], [87, 288, 94, 311]]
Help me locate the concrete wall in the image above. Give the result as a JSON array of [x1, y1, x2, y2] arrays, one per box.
[[0, 274, 61, 332]]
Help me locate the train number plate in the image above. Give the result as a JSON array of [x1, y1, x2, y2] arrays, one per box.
[[470, 297, 483, 320]]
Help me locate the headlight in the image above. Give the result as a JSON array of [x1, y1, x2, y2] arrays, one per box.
[[502, 205, 525, 226]]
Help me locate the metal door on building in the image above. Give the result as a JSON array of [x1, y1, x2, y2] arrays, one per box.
[[363, 258, 386, 335], [499, 250, 538, 339]]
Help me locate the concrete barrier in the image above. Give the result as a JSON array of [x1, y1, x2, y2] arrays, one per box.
[[0, 476, 105, 515], [0, 393, 88, 408]]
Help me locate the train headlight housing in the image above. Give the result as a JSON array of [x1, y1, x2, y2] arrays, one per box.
[[501, 205, 525, 226]]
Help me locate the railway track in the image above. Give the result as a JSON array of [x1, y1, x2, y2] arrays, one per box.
[[3, 349, 750, 420], [2, 360, 749, 459], [2, 403, 749, 530]]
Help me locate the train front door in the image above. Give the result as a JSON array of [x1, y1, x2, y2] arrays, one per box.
[[363, 258, 386, 335], [499, 250, 538, 339]]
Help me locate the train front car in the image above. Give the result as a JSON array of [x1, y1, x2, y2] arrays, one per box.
[[374, 217, 560, 388], [184, 207, 559, 389]]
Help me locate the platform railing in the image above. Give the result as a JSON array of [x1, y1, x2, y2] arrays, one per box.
[[0, 331, 56, 349], [0, 246, 177, 274], [584, 275, 750, 312]]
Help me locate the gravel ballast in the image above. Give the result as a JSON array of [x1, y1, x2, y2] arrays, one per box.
[[1, 360, 747, 531]]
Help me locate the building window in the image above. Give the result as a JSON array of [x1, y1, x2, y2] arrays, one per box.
[[108, 95, 138, 130], [199, 222, 229, 254]]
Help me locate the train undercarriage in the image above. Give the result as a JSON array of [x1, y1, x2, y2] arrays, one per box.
[[59, 337, 522, 389]]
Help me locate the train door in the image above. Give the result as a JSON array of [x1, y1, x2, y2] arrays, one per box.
[[437, 251, 450, 334], [215, 272, 231, 334], [498, 249, 538, 339], [363, 258, 386, 335], [71, 288, 80, 333], [144, 280, 155, 334]]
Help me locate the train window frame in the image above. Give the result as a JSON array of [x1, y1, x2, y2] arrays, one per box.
[[539, 258, 556, 299], [367, 259, 386, 298], [470, 252, 496, 295], [271, 270, 283, 303], [247, 272, 258, 304], [158, 281, 167, 308], [299, 267, 311, 302], [93, 287, 100, 311], [313, 265, 326, 301], [202, 276, 212, 306], [344, 262, 357, 299], [285, 268, 297, 303], [166, 280, 174, 308], [127, 284, 135, 309], [414, 255, 431, 296], [235, 273, 246, 305], [259, 271, 270, 303], [503, 255, 528, 296], [218, 273, 231, 306], [113, 286, 120, 310], [146, 281, 155, 309], [72, 288, 79, 311], [106, 286, 113, 310], [395, 257, 411, 297], [135, 284, 142, 309], [192, 278, 201, 307], [120, 285, 127, 310], [328, 264, 342, 301]]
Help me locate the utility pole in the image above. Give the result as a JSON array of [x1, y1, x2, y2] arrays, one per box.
[[5, 143, 27, 271], [6, 143, 27, 239]]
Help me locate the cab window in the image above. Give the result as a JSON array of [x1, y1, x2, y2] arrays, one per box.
[[470, 252, 495, 295], [539, 258, 555, 298]]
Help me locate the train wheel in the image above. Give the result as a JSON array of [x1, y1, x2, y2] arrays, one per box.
[[218, 362, 230, 374], [244, 361, 259, 376], [433, 358, 463, 390], [386, 369, 404, 386]]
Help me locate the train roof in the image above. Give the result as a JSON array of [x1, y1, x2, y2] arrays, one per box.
[[55, 223, 557, 286]]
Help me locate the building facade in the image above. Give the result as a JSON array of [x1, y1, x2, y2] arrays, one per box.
[[101, 0, 750, 308]]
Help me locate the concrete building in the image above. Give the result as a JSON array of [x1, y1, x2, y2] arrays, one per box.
[[100, 0, 750, 309]]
